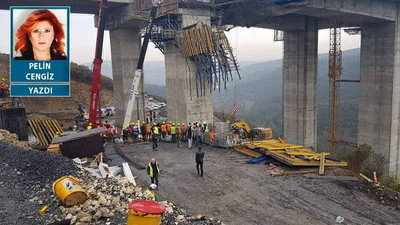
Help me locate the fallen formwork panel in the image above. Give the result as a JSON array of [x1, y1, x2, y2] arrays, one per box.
[[52, 127, 107, 159], [28, 118, 63, 147], [238, 139, 347, 167], [233, 146, 262, 158]]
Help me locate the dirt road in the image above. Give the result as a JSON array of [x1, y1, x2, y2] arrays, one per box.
[[105, 142, 400, 225]]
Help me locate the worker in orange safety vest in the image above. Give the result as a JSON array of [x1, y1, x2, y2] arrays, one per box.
[[161, 121, 167, 139], [181, 123, 187, 141], [146, 124, 151, 140], [167, 121, 172, 135]]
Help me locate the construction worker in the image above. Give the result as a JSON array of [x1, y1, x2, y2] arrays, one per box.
[[170, 123, 177, 143], [141, 121, 147, 141], [87, 123, 93, 130], [147, 158, 160, 187], [177, 123, 182, 147], [167, 121, 172, 135], [52, 131, 60, 142], [133, 123, 139, 142], [122, 126, 129, 144], [0, 78, 9, 98], [202, 121, 209, 133], [152, 123, 159, 151], [194, 124, 202, 146], [181, 123, 187, 141], [128, 122, 134, 140], [187, 122, 193, 149], [146, 123, 151, 140], [209, 126, 215, 148], [195, 147, 204, 177], [161, 121, 167, 140]]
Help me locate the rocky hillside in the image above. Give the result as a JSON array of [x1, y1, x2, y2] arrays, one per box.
[[0, 53, 114, 127]]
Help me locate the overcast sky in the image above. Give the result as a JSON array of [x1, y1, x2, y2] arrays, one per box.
[[0, 10, 361, 64]]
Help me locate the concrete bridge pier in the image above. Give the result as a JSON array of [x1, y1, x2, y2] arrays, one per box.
[[358, 19, 400, 174], [164, 11, 213, 124], [282, 17, 318, 149], [109, 28, 146, 127]]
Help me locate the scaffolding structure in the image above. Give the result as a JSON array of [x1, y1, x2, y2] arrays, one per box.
[[328, 25, 342, 157]]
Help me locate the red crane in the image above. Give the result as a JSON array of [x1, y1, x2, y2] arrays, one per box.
[[88, 0, 108, 127]]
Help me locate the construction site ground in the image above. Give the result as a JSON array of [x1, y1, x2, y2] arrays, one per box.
[[105, 142, 400, 225]]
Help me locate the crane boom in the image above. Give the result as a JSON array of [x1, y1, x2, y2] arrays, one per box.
[[88, 0, 108, 126], [123, 3, 158, 128]]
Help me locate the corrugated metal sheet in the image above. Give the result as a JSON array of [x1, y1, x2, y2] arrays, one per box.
[[0, 107, 28, 141]]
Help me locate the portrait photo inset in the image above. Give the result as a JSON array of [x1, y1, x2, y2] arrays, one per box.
[[14, 9, 67, 61]]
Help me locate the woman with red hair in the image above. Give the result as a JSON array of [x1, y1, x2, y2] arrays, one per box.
[[14, 9, 66, 60]]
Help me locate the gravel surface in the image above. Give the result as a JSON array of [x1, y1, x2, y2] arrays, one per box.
[[105, 142, 400, 225], [0, 141, 224, 225], [0, 142, 78, 225]]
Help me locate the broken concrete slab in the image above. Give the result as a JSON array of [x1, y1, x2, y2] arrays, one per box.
[[122, 163, 136, 186]]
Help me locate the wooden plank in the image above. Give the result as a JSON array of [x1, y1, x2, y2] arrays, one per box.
[[271, 170, 316, 177], [52, 119, 63, 133], [44, 119, 56, 136], [233, 147, 262, 158], [31, 119, 47, 146], [38, 119, 52, 144], [27, 119, 41, 145]]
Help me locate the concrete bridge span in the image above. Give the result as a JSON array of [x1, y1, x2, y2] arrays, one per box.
[[2, 0, 400, 174]]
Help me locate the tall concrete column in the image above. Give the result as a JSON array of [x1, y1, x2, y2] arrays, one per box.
[[164, 43, 213, 124], [359, 19, 400, 174], [282, 17, 318, 149], [164, 13, 213, 124], [109, 28, 145, 127]]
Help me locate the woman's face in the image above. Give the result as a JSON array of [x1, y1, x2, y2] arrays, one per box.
[[29, 20, 55, 53]]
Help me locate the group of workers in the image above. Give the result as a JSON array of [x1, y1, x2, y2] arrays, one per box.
[[85, 119, 215, 152], [117, 120, 214, 149]]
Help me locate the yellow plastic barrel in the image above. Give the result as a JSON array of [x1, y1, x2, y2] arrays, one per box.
[[127, 200, 166, 225], [52, 176, 87, 207]]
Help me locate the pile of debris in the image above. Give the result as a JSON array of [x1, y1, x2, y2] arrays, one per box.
[[0, 129, 31, 149], [0, 142, 223, 225], [58, 169, 224, 224], [0, 142, 78, 224]]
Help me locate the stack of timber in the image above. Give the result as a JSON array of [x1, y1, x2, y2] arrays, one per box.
[[236, 139, 347, 167], [27, 118, 63, 147]]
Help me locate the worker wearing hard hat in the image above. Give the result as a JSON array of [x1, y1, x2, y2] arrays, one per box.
[[194, 123, 202, 146], [122, 126, 129, 144], [167, 121, 172, 135], [140, 121, 147, 141], [133, 122, 139, 143], [152, 123, 159, 151], [177, 123, 182, 147], [170, 123, 177, 143], [128, 122, 135, 139], [87, 123, 93, 130], [187, 122, 193, 149], [202, 121, 209, 133], [209, 125, 215, 148], [160, 121, 167, 140], [52, 131, 60, 142], [146, 123, 151, 140], [181, 123, 187, 141]]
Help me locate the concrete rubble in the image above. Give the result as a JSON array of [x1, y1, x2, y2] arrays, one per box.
[[0, 141, 223, 224], [0, 129, 32, 149]]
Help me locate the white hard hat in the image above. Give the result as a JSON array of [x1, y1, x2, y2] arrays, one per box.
[[150, 183, 157, 189], [203, 121, 206, 124]]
